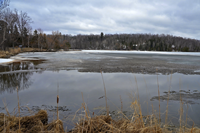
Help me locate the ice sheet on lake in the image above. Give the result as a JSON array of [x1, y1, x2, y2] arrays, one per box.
[[82, 50, 200, 56], [11, 56, 40, 61], [0, 59, 14, 64]]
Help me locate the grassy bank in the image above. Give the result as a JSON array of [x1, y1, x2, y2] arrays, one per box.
[[0, 48, 47, 58], [1, 85, 200, 133], [1, 97, 200, 133]]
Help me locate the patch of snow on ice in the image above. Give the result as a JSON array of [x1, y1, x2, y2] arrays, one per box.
[[0, 59, 14, 64], [82, 50, 200, 56]]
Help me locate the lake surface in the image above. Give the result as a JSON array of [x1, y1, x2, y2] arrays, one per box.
[[0, 51, 200, 129]]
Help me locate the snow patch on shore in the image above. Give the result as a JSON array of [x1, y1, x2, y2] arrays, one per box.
[[0, 59, 14, 64], [194, 70, 200, 72]]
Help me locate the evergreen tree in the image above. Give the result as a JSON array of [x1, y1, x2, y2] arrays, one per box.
[[100, 32, 104, 41], [34, 29, 37, 37]]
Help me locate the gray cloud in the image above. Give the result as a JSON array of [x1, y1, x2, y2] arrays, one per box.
[[8, 0, 200, 39]]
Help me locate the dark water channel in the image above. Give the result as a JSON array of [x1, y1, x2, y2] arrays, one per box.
[[0, 52, 200, 130]]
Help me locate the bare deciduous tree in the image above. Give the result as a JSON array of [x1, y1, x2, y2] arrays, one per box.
[[2, 8, 18, 48], [27, 25, 32, 48], [16, 10, 33, 46], [46, 30, 61, 50]]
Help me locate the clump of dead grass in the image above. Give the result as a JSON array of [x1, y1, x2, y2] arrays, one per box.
[[70, 98, 200, 133], [0, 110, 47, 132], [22, 48, 47, 52], [70, 94, 164, 133], [0, 109, 65, 133], [0, 48, 47, 58], [71, 114, 163, 133]]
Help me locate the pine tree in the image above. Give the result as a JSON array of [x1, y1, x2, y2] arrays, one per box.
[[100, 32, 104, 41]]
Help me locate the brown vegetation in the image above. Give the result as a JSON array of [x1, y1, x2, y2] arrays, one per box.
[[0, 47, 47, 58], [68, 96, 200, 133], [0, 110, 65, 133], [1, 90, 200, 133]]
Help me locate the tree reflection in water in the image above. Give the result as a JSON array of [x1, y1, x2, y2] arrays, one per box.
[[0, 61, 44, 94]]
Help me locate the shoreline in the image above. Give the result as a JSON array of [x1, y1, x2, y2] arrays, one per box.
[[0, 48, 48, 59]]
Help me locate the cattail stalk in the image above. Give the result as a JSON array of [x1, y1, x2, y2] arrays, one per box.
[[57, 95, 59, 121], [17, 86, 21, 133], [100, 70, 109, 117]]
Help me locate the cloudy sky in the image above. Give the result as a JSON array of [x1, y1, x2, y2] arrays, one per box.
[[8, 0, 200, 39]]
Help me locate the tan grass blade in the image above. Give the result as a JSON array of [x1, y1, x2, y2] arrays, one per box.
[[100, 70, 109, 117]]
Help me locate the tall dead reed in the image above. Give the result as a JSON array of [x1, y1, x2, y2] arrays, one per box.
[[57, 83, 59, 121], [17, 86, 21, 133], [165, 71, 173, 131], [101, 70, 109, 117], [120, 95, 123, 114], [156, 69, 161, 125], [134, 75, 144, 127], [179, 78, 183, 132]]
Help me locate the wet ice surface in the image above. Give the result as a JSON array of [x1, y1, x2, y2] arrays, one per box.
[[13, 51, 113, 61], [1, 51, 200, 129], [11, 51, 121, 70], [82, 50, 200, 56], [9, 51, 200, 74]]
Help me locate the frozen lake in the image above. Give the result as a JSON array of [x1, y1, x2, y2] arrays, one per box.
[[0, 50, 200, 129]]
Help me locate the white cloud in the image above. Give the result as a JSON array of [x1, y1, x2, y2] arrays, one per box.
[[8, 0, 200, 39]]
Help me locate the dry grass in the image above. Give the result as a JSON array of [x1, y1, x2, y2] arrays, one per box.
[[21, 48, 47, 52], [0, 110, 48, 132], [0, 48, 21, 58], [0, 92, 64, 133], [0, 109, 65, 133], [0, 47, 47, 58], [17, 86, 21, 133], [101, 70, 109, 117], [1, 93, 200, 133], [69, 95, 200, 133]]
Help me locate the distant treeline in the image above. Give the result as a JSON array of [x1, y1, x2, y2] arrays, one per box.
[[7, 32, 200, 52], [63, 33, 200, 52]]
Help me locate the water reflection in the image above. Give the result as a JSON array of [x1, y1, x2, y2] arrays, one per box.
[[0, 71, 33, 93], [0, 61, 44, 93], [0, 60, 44, 72]]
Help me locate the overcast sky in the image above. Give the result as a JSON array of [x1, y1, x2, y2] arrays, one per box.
[[8, 0, 200, 39]]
